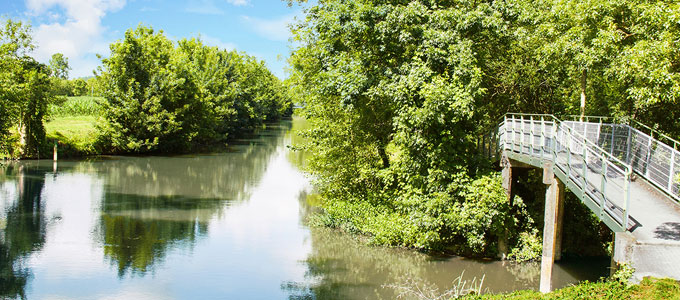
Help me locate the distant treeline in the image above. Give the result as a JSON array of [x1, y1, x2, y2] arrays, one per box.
[[96, 26, 292, 153], [0, 20, 292, 158]]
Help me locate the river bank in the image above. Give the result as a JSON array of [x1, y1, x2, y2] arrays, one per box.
[[462, 277, 680, 300]]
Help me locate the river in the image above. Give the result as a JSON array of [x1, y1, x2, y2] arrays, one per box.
[[0, 117, 608, 299]]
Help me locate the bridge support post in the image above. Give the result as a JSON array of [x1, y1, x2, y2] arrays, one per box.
[[499, 155, 514, 259], [611, 231, 635, 276], [540, 163, 564, 293]]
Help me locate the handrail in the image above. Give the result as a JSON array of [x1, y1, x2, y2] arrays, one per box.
[[506, 113, 632, 175], [629, 119, 680, 151], [499, 113, 635, 232], [564, 114, 680, 151]]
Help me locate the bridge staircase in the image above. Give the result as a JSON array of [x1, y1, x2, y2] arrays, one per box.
[[479, 113, 680, 287]]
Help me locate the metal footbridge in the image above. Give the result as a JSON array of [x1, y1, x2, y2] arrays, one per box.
[[480, 113, 680, 240]]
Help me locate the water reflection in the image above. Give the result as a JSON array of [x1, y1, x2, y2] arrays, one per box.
[[99, 194, 215, 277], [0, 164, 50, 299], [95, 122, 290, 276], [285, 225, 609, 299]]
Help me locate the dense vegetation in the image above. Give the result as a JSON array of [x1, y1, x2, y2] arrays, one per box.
[[289, 0, 680, 257], [97, 26, 291, 153], [462, 277, 680, 300], [0, 20, 53, 158], [0, 20, 292, 157]]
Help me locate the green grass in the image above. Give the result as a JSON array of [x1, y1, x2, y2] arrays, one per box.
[[45, 115, 100, 156], [462, 277, 680, 300], [49, 96, 104, 117]]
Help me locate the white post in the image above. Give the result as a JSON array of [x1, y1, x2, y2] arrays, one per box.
[[610, 124, 615, 155], [669, 150, 676, 191]]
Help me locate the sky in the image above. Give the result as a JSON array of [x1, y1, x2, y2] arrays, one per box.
[[0, 0, 301, 79]]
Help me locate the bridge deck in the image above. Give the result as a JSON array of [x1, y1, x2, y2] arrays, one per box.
[[493, 114, 680, 282], [627, 176, 680, 243], [507, 150, 680, 244], [493, 114, 680, 241]]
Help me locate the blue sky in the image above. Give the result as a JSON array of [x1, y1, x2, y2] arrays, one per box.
[[1, 0, 300, 79]]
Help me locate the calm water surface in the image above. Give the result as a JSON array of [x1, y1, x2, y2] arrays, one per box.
[[0, 118, 608, 299]]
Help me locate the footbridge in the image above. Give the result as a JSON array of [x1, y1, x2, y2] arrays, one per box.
[[480, 113, 680, 292]]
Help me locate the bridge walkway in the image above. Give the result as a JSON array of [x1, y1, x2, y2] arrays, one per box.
[[479, 113, 680, 287]]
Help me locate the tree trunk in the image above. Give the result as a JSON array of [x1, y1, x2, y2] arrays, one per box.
[[580, 69, 587, 121], [378, 147, 390, 169], [17, 118, 26, 152]]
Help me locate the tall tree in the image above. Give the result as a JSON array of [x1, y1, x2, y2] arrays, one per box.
[[48, 53, 70, 79], [0, 19, 51, 157]]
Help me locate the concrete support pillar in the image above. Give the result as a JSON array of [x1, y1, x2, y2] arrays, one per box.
[[554, 183, 565, 262], [540, 163, 564, 293], [499, 155, 513, 259], [611, 231, 635, 276]]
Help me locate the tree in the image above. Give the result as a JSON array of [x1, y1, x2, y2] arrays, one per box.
[[289, 0, 518, 251], [97, 25, 292, 153], [71, 78, 87, 96], [48, 53, 70, 79], [0, 19, 51, 157], [98, 25, 201, 153]]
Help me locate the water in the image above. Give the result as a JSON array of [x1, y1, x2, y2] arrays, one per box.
[[0, 118, 608, 299]]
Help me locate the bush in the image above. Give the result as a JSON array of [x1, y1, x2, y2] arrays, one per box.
[[96, 25, 292, 153]]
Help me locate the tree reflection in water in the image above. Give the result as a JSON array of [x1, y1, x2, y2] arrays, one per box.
[[0, 164, 49, 299], [96, 121, 291, 276]]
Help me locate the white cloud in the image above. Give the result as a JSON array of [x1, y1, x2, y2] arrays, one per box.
[[241, 14, 295, 42], [26, 0, 126, 78], [198, 34, 237, 51], [185, 0, 224, 15], [226, 0, 249, 6], [185, 0, 249, 14]]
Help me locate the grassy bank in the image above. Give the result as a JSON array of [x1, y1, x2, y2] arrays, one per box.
[[49, 96, 103, 117], [44, 96, 102, 157], [462, 277, 680, 300]]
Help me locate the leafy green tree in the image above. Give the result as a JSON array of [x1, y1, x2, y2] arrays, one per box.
[[0, 19, 51, 157], [97, 25, 292, 153], [70, 78, 87, 96], [85, 76, 102, 96], [606, 1, 680, 136], [97, 25, 202, 153], [48, 53, 70, 79], [290, 0, 519, 252]]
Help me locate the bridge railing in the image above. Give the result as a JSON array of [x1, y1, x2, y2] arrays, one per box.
[[495, 113, 633, 232], [562, 116, 680, 203]]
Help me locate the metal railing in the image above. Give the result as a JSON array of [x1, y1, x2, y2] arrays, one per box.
[[561, 117, 680, 203], [480, 113, 635, 232]]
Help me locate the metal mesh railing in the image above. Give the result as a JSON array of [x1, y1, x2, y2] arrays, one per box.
[[562, 119, 680, 203], [484, 114, 634, 232], [478, 113, 679, 231]]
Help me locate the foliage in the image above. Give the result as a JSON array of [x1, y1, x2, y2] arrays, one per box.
[[461, 277, 680, 300], [97, 25, 291, 153], [290, 0, 679, 256], [291, 0, 507, 253], [611, 263, 635, 286], [71, 78, 87, 96], [48, 96, 103, 117], [48, 53, 70, 79], [0, 19, 52, 158], [507, 230, 542, 263]]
